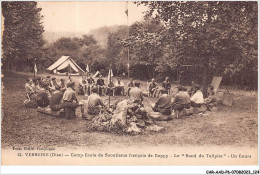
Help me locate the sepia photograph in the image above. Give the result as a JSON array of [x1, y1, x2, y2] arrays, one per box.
[[1, 1, 258, 168]]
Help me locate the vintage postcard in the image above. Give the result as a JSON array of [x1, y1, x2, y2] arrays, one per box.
[[1, 1, 258, 168]]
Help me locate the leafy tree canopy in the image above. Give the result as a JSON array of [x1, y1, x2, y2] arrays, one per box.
[[2, 1, 45, 71]]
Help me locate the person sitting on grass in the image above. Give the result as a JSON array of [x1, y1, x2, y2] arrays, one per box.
[[152, 89, 173, 115], [158, 77, 171, 97], [162, 77, 171, 94], [182, 86, 190, 98], [78, 78, 88, 96], [46, 76, 52, 86], [204, 85, 218, 110], [25, 78, 36, 100], [31, 78, 40, 94], [66, 76, 73, 85], [148, 78, 158, 97], [172, 86, 191, 118], [37, 77, 42, 85], [96, 74, 105, 96], [190, 84, 204, 108], [49, 85, 64, 111], [36, 82, 50, 108], [24, 78, 38, 108], [106, 79, 115, 96], [188, 81, 196, 97], [126, 78, 134, 96], [59, 78, 66, 93], [87, 86, 106, 115], [50, 78, 58, 93], [35, 79, 41, 93], [61, 82, 80, 119], [129, 82, 144, 103], [115, 77, 125, 96]]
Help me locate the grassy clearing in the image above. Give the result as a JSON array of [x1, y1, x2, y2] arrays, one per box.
[[1, 72, 258, 148]]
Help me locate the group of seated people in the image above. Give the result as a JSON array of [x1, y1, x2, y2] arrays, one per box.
[[152, 83, 218, 118], [78, 74, 172, 99], [25, 74, 217, 120], [147, 77, 171, 98], [87, 81, 144, 115], [86, 78, 217, 119], [78, 74, 126, 96], [25, 76, 81, 119]]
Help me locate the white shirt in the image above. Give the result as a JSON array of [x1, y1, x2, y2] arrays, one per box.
[[190, 90, 204, 104]]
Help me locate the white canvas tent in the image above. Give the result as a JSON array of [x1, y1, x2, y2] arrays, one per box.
[[47, 56, 85, 75]]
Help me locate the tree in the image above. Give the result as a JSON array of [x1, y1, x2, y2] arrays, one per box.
[[2, 1, 45, 71], [45, 35, 105, 72], [137, 1, 257, 92], [106, 25, 129, 75], [126, 18, 168, 80]]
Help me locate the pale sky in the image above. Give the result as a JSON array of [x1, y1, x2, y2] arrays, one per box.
[[37, 1, 147, 33]]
